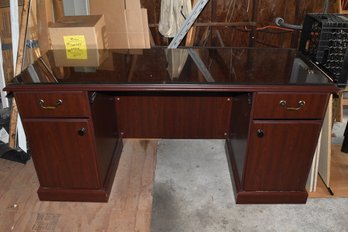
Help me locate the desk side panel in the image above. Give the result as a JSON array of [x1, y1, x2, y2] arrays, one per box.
[[90, 93, 122, 186], [227, 93, 252, 186]]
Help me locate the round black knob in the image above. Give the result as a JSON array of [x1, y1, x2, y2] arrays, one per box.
[[78, 128, 87, 136], [256, 129, 264, 138]]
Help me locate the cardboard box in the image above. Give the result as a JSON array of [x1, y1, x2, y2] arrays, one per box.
[[49, 15, 107, 50], [48, 15, 107, 67], [90, 0, 150, 49], [125, 0, 141, 9], [90, 0, 129, 49], [51, 49, 107, 67], [126, 9, 147, 48], [125, 8, 150, 48]]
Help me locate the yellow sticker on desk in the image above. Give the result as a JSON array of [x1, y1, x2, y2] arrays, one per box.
[[63, 35, 88, 60]]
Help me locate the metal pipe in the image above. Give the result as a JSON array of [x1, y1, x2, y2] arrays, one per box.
[[275, 17, 303, 30], [149, 22, 257, 27]]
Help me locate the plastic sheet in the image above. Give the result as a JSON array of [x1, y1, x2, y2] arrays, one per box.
[[158, 0, 192, 38]]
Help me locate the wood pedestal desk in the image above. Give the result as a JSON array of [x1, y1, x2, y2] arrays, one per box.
[[5, 48, 339, 204]]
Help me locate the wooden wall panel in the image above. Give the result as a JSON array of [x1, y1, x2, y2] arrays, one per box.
[[140, 0, 160, 24], [144, 0, 338, 48]]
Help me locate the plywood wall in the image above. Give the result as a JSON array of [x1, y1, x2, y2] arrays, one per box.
[[141, 0, 339, 48]]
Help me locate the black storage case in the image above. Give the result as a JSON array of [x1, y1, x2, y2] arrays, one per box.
[[299, 13, 348, 87]]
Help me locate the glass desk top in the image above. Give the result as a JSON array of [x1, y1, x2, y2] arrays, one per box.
[[12, 47, 338, 88]]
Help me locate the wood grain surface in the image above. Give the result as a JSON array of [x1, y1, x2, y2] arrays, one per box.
[[0, 139, 157, 232], [309, 144, 348, 198]]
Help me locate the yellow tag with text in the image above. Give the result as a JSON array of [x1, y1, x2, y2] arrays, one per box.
[[63, 35, 88, 60]]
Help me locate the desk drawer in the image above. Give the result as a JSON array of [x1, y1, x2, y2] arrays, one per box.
[[15, 91, 90, 118], [253, 92, 328, 119]]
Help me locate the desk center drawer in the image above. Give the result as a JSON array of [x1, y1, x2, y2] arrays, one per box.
[[15, 91, 91, 118], [252, 92, 329, 119]]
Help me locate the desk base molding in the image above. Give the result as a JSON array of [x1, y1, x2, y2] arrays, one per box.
[[234, 191, 308, 204], [38, 187, 110, 202]]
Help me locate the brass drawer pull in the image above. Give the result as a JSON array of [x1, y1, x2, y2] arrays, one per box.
[[279, 100, 305, 111], [38, 99, 63, 110]]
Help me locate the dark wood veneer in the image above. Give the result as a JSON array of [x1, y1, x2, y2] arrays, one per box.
[[234, 191, 308, 204], [225, 91, 330, 204], [115, 94, 232, 138], [5, 46, 340, 204], [244, 120, 322, 191], [229, 93, 252, 183], [5, 83, 339, 93], [253, 92, 329, 119], [90, 93, 120, 185], [226, 139, 308, 204], [7, 82, 336, 203], [15, 91, 90, 118], [37, 138, 124, 202], [18, 91, 123, 202], [23, 119, 101, 189]]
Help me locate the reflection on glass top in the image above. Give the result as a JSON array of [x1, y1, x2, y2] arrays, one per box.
[[14, 47, 334, 86]]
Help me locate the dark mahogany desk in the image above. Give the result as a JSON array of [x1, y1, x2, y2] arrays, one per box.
[[5, 48, 339, 204]]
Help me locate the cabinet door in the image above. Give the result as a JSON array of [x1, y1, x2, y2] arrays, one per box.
[[23, 119, 101, 189], [243, 120, 322, 191]]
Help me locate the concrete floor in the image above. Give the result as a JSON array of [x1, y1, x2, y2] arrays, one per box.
[[151, 140, 348, 232]]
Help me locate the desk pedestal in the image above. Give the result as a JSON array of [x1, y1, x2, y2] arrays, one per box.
[[226, 93, 328, 204]]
